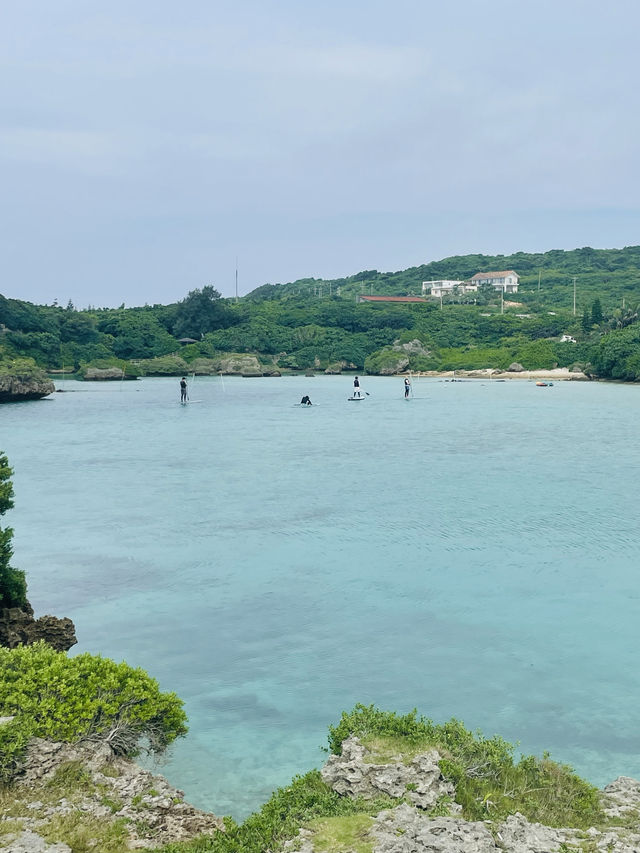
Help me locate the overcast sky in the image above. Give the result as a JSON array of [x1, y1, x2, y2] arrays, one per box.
[[1, 0, 639, 307]]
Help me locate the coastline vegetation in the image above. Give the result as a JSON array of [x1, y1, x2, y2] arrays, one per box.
[[1, 246, 639, 381], [155, 704, 607, 853]]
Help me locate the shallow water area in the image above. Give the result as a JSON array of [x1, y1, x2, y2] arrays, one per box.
[[2, 375, 640, 819]]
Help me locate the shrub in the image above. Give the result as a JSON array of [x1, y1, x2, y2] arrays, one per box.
[[0, 642, 188, 782], [0, 452, 27, 609], [156, 770, 396, 853], [327, 705, 603, 828]]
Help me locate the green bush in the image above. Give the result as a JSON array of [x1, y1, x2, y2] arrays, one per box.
[[327, 705, 603, 828], [0, 643, 188, 782], [364, 347, 408, 374], [0, 357, 50, 382], [0, 452, 27, 610], [136, 355, 189, 376]]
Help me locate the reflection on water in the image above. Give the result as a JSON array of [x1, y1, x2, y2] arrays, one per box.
[[3, 376, 640, 818]]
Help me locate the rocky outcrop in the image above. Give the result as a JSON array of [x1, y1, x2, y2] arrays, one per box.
[[508, 362, 525, 372], [302, 738, 640, 853], [321, 736, 457, 810], [82, 367, 137, 380], [373, 804, 496, 853], [602, 776, 640, 818], [0, 605, 77, 651], [3, 831, 71, 852], [213, 355, 261, 375], [0, 374, 54, 403], [392, 339, 431, 357], [1, 738, 224, 851], [497, 812, 582, 852]]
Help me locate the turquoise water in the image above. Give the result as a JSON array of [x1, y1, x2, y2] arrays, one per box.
[[2, 375, 640, 818]]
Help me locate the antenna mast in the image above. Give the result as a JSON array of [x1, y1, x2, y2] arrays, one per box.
[[235, 257, 238, 303]]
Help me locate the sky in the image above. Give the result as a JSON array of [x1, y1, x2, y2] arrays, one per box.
[[1, 0, 640, 307]]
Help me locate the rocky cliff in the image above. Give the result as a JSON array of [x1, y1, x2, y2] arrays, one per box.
[[285, 736, 640, 853], [0, 374, 54, 403], [1, 735, 223, 851], [0, 601, 76, 652], [3, 731, 640, 852]]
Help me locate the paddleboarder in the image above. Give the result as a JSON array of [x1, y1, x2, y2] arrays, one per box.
[[180, 376, 188, 403]]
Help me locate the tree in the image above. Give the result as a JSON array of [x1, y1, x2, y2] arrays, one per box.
[[172, 285, 229, 339], [581, 308, 592, 334], [591, 298, 603, 325], [0, 453, 27, 609]]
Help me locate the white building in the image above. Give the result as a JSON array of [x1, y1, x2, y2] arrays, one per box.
[[469, 270, 519, 293], [422, 279, 477, 297]]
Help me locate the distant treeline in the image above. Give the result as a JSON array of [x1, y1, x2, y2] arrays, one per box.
[[1, 247, 639, 380]]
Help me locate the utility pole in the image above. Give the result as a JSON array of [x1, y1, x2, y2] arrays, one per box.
[[537, 270, 541, 292], [501, 286, 504, 315], [235, 257, 238, 303], [572, 277, 577, 316]]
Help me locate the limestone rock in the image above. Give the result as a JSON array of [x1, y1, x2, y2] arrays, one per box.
[[602, 776, 640, 818], [392, 339, 431, 356], [373, 803, 497, 853], [379, 356, 409, 375], [321, 736, 456, 810], [497, 812, 581, 853], [82, 367, 136, 380], [0, 375, 54, 403], [16, 739, 224, 848], [0, 607, 77, 651], [0, 830, 71, 852], [213, 355, 262, 375], [508, 362, 525, 372]]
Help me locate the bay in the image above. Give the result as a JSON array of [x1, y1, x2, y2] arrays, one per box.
[[2, 375, 640, 819]]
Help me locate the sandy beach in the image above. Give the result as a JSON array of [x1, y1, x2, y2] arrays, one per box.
[[413, 367, 590, 381]]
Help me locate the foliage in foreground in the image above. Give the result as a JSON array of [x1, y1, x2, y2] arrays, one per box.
[[0, 451, 27, 609], [160, 705, 605, 853], [328, 705, 603, 828], [0, 642, 188, 783], [156, 770, 397, 853]]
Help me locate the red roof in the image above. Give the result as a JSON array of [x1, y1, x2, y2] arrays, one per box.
[[358, 295, 427, 303]]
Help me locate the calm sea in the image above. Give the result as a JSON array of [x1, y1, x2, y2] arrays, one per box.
[[2, 375, 639, 818]]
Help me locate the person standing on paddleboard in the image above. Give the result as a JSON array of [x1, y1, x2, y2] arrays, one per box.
[[404, 377, 411, 398], [180, 376, 188, 403], [353, 376, 360, 398]]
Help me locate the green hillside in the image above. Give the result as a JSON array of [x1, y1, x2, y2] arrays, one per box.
[[246, 245, 640, 314], [1, 246, 640, 382]]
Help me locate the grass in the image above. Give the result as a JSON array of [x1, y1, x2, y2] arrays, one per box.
[[360, 734, 436, 765], [40, 813, 129, 853], [307, 814, 375, 853], [329, 705, 606, 829]]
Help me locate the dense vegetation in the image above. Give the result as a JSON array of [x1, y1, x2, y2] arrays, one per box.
[[1, 246, 640, 380], [0, 642, 188, 784], [0, 453, 27, 610]]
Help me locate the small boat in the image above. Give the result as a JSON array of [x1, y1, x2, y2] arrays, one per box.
[[535, 381, 554, 387]]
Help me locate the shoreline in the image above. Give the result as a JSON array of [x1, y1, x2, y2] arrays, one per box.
[[406, 366, 591, 381]]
